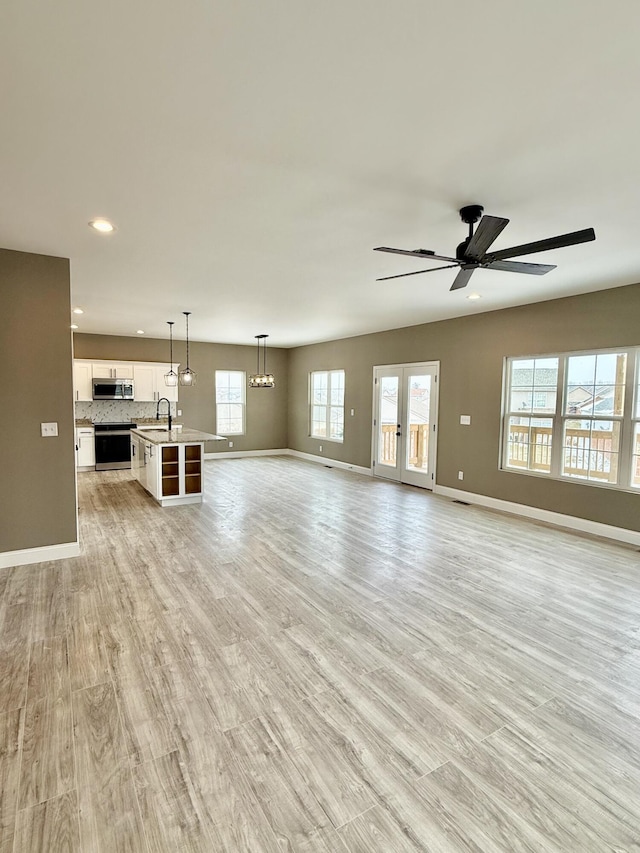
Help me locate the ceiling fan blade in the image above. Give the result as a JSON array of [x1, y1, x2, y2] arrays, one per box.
[[374, 247, 459, 263], [464, 215, 510, 261], [486, 260, 557, 275], [485, 227, 596, 262], [376, 263, 461, 282], [449, 266, 476, 291]]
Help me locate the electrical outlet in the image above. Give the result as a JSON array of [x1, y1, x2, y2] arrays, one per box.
[[228, 441, 233, 447], [458, 470, 464, 480], [319, 445, 323, 452], [41, 422, 58, 437], [177, 409, 182, 416], [350, 408, 355, 416], [460, 415, 471, 425]]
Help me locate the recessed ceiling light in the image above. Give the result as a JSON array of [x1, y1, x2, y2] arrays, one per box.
[[70, 324, 79, 330], [88, 218, 115, 233], [73, 307, 83, 315], [136, 329, 145, 335], [466, 292, 482, 300]]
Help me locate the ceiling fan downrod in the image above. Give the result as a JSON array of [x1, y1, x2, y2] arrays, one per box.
[[457, 204, 484, 260]]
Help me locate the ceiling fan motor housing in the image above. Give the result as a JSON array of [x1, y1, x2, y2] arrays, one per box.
[[459, 204, 484, 225]]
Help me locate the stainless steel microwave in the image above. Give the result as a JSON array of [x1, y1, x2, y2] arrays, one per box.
[[92, 378, 134, 400]]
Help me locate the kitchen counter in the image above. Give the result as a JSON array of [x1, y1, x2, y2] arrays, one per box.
[[130, 427, 224, 507], [131, 428, 223, 445]]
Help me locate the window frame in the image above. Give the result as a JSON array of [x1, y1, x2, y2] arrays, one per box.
[[309, 369, 346, 443], [214, 369, 246, 436], [501, 346, 640, 493]]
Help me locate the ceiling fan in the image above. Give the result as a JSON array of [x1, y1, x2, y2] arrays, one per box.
[[374, 205, 596, 291]]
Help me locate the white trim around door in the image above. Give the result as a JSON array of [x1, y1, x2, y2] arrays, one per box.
[[372, 361, 439, 489]]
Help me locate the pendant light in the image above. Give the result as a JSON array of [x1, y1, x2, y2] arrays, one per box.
[[164, 321, 179, 386], [179, 311, 197, 386], [249, 334, 275, 388]]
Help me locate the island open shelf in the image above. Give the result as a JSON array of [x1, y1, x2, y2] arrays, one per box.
[[130, 428, 224, 506]]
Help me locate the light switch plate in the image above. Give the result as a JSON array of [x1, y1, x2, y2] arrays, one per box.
[[460, 415, 471, 425], [41, 422, 58, 437]]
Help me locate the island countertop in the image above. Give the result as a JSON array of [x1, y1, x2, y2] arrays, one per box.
[[131, 427, 225, 445]]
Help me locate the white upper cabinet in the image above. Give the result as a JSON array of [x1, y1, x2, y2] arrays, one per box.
[[73, 362, 93, 401], [132, 363, 179, 402], [92, 362, 134, 379], [74, 359, 179, 402], [132, 364, 156, 401]]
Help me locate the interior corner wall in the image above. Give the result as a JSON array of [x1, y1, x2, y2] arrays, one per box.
[[287, 282, 640, 534], [73, 334, 289, 453], [1, 248, 77, 554]]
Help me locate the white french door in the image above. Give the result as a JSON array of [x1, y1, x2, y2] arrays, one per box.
[[372, 362, 439, 488]]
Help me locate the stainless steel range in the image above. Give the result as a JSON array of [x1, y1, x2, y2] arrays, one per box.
[[94, 422, 137, 471]]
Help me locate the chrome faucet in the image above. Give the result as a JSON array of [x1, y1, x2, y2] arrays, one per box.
[[156, 397, 172, 431]]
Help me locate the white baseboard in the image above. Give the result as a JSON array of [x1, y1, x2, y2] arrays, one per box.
[[0, 541, 80, 570], [434, 485, 640, 547], [204, 448, 288, 460], [286, 449, 372, 477]]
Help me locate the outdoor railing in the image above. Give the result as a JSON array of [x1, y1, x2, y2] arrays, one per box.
[[381, 421, 637, 485], [507, 424, 615, 481], [380, 423, 429, 468]]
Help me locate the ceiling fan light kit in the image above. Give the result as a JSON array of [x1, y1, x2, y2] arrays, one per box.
[[374, 205, 595, 291]]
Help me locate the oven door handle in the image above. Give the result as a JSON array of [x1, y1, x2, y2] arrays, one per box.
[[95, 430, 131, 437]]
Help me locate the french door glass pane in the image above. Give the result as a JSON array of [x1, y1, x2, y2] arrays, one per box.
[[562, 420, 621, 483], [378, 376, 398, 467], [406, 374, 430, 471]]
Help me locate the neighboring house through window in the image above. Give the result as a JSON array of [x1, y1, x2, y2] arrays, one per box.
[[215, 370, 245, 434], [310, 370, 345, 441]]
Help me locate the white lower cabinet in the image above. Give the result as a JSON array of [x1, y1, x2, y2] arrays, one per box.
[[132, 439, 203, 506], [76, 427, 95, 468], [131, 435, 153, 493], [146, 441, 159, 497]]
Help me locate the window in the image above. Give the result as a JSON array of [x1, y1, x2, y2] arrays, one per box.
[[215, 370, 245, 434], [502, 348, 640, 491], [310, 370, 345, 441]]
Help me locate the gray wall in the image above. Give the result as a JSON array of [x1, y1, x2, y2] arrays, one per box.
[[288, 282, 640, 533], [73, 334, 288, 453], [1, 248, 77, 553]]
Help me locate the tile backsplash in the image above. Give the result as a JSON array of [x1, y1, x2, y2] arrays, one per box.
[[75, 401, 178, 423]]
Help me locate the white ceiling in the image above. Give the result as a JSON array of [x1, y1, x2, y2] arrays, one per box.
[[2, 1, 640, 347]]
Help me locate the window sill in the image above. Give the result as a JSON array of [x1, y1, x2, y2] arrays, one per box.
[[500, 465, 640, 495]]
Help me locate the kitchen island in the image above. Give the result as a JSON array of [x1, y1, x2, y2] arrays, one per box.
[[131, 427, 224, 506]]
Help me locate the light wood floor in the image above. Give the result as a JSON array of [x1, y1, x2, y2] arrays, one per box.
[[2, 456, 640, 852]]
